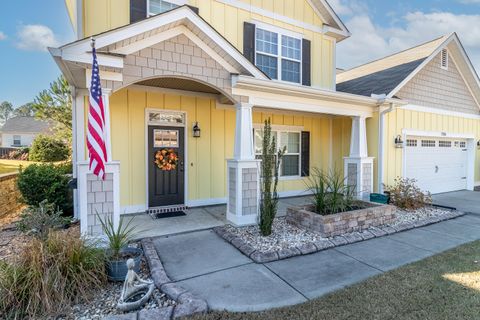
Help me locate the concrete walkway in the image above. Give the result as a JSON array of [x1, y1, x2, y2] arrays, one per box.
[[127, 196, 312, 239], [432, 190, 480, 214], [151, 214, 480, 312]]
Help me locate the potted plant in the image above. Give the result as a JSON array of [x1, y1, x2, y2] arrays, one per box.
[[97, 214, 142, 281]]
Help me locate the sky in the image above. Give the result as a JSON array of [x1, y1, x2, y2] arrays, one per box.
[[0, 1, 480, 107]]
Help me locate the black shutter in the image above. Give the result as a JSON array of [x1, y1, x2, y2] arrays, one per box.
[[301, 131, 310, 177], [302, 39, 311, 86], [187, 5, 199, 14], [243, 22, 256, 65], [130, 0, 147, 23]]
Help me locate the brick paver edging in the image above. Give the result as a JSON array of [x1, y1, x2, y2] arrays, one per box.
[[214, 210, 466, 264], [106, 238, 208, 320]]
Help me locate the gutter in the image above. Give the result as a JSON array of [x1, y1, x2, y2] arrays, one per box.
[[373, 93, 395, 193]]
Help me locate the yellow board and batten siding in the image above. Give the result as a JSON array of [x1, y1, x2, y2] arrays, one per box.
[[72, 0, 335, 89], [382, 108, 480, 188], [109, 88, 341, 208]]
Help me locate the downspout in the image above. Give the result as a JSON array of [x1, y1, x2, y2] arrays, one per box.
[[377, 99, 395, 193]]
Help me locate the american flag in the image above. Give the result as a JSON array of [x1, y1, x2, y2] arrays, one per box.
[[87, 42, 108, 180]]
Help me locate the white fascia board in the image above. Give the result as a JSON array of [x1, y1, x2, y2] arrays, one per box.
[[387, 34, 454, 99], [112, 25, 239, 74], [233, 75, 382, 107], [111, 26, 185, 55], [58, 6, 266, 79], [402, 128, 475, 140], [62, 52, 124, 68], [248, 96, 372, 117], [450, 36, 480, 110], [400, 104, 480, 120]]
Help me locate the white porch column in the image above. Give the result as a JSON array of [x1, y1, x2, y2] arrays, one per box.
[[76, 90, 120, 238], [72, 89, 87, 220], [344, 116, 374, 200], [227, 103, 261, 226]]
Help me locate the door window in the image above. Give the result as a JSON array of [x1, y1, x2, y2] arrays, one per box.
[[154, 130, 179, 148]]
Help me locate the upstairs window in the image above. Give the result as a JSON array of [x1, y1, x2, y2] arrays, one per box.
[[441, 49, 449, 70], [148, 0, 185, 15], [255, 26, 302, 83]]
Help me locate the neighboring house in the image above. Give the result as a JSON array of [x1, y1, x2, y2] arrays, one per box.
[[53, 0, 480, 236], [0, 116, 52, 147]]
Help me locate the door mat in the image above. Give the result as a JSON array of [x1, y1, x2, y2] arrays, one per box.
[[152, 211, 187, 219]]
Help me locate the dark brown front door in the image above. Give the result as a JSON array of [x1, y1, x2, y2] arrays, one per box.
[[148, 126, 185, 208]]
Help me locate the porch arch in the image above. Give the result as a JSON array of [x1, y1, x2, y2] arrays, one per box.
[[112, 75, 238, 105]]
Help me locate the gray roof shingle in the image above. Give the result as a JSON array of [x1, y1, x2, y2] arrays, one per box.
[[0, 116, 53, 134], [336, 59, 426, 97]]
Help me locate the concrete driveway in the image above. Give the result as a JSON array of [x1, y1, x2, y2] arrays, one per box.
[[432, 190, 480, 214]]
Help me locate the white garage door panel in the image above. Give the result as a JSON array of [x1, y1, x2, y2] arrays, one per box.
[[405, 137, 468, 194]]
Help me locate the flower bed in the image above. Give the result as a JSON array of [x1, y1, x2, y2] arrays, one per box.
[[286, 201, 396, 238], [214, 206, 464, 263]]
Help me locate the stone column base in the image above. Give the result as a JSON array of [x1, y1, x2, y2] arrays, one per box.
[[77, 161, 120, 239], [226, 159, 261, 226], [344, 157, 374, 200]]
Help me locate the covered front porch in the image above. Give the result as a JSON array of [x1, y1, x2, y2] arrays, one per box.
[[49, 5, 391, 237], [125, 196, 312, 239]]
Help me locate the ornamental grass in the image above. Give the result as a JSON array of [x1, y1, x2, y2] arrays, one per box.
[[0, 228, 106, 319]]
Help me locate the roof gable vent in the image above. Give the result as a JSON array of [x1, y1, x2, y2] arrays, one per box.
[[441, 49, 449, 70]]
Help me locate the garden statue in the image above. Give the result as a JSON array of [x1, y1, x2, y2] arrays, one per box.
[[117, 258, 155, 312]]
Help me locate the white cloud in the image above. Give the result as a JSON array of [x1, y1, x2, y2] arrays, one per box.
[[0, 31, 6, 40], [334, 1, 480, 74], [16, 24, 59, 52]]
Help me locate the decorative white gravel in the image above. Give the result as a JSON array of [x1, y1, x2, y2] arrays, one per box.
[[391, 206, 454, 226], [224, 218, 327, 253], [67, 256, 175, 320], [226, 206, 456, 254]]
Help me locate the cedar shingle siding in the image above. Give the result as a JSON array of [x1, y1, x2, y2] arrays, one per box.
[[397, 52, 479, 115]]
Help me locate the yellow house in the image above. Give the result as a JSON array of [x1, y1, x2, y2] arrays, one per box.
[[52, 1, 480, 236]]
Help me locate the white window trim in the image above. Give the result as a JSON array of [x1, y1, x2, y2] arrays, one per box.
[[441, 48, 449, 70], [253, 21, 303, 84], [12, 135, 21, 146], [147, 0, 188, 17], [253, 124, 303, 179]]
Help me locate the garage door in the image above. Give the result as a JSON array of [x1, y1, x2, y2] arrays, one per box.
[[405, 137, 468, 194]]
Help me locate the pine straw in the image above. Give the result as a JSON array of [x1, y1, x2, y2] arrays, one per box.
[[0, 228, 107, 319]]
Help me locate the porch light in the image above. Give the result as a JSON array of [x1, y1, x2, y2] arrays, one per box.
[[394, 135, 404, 148], [193, 122, 201, 138]]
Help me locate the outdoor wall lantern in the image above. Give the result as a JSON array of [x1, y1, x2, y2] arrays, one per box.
[[395, 135, 404, 148], [193, 122, 201, 138]]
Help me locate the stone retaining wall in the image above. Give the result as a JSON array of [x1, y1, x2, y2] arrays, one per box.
[[287, 202, 396, 238], [0, 173, 22, 218]]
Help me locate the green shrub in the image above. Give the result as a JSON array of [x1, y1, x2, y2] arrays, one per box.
[[16, 201, 71, 240], [306, 168, 356, 215], [17, 163, 72, 214], [259, 119, 285, 236], [0, 229, 106, 319], [384, 177, 432, 210], [29, 134, 70, 162]]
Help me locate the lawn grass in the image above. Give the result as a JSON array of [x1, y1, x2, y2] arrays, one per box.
[[0, 159, 37, 175], [189, 240, 480, 320]]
